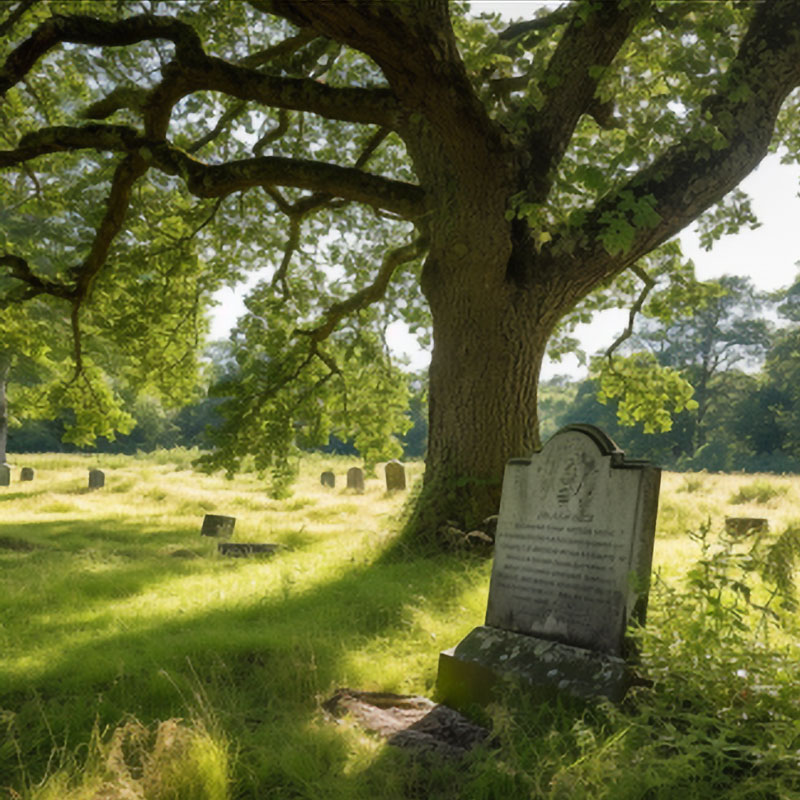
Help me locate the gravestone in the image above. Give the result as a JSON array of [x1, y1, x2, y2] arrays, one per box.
[[437, 424, 661, 707], [88, 469, 105, 490], [20, 467, 35, 482], [0, 464, 9, 487], [320, 471, 336, 489], [347, 466, 365, 494], [385, 460, 406, 491], [201, 514, 236, 538], [725, 517, 768, 537]]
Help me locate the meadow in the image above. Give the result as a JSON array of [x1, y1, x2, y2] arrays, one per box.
[[1, 451, 798, 799]]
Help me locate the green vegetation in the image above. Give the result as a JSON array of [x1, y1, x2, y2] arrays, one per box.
[[1, 454, 798, 799], [5, 3, 800, 533]]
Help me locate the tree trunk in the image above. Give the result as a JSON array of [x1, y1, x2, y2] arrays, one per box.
[[406, 226, 565, 541]]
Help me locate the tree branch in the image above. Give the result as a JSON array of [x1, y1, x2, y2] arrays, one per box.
[[0, 0, 37, 39], [0, 13, 401, 128], [0, 123, 426, 218], [296, 234, 429, 343], [0, 254, 75, 299], [555, 0, 800, 297], [523, 0, 646, 201], [604, 265, 655, 361]]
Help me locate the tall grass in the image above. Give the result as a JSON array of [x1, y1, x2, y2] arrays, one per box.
[[1, 456, 798, 798]]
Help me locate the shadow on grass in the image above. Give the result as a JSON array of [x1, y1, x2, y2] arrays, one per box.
[[1, 514, 493, 797]]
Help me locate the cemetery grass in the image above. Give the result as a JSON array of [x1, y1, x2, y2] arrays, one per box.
[[0, 455, 797, 799]]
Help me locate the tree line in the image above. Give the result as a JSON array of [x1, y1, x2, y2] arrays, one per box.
[[8, 269, 798, 476]]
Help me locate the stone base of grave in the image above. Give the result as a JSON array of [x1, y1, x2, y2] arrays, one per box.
[[218, 542, 280, 557], [437, 625, 629, 709]]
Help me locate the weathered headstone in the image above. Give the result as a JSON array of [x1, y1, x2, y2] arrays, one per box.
[[725, 517, 768, 537], [320, 471, 336, 489], [437, 424, 661, 707], [0, 464, 9, 487], [385, 460, 406, 491], [20, 467, 35, 482], [218, 542, 280, 557], [201, 514, 236, 538], [88, 469, 105, 490], [347, 466, 365, 494]]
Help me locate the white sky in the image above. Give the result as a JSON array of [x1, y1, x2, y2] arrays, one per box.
[[209, 1, 800, 379]]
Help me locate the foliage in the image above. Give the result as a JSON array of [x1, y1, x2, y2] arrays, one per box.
[[729, 480, 788, 505], [593, 352, 697, 433], [4, 1, 800, 529]]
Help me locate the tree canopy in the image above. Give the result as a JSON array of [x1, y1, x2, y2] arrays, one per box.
[[3, 0, 800, 539]]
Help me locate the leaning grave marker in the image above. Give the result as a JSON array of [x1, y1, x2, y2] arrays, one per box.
[[437, 424, 661, 706]]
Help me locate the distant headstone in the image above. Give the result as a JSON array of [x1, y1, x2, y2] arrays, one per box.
[[201, 514, 236, 538], [437, 424, 661, 707], [88, 469, 105, 490], [725, 517, 768, 537], [385, 460, 406, 491], [0, 464, 9, 486], [20, 467, 35, 482], [320, 471, 336, 489], [347, 466, 365, 494], [218, 542, 280, 557]]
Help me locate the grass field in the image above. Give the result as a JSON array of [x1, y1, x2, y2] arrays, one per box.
[[1, 451, 799, 799]]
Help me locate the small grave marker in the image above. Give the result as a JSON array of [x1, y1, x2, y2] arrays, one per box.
[[20, 467, 35, 482], [88, 469, 105, 490], [725, 517, 768, 537], [0, 464, 9, 487], [201, 514, 236, 538], [385, 460, 406, 491], [347, 466, 365, 494], [320, 471, 336, 488], [437, 424, 661, 707]]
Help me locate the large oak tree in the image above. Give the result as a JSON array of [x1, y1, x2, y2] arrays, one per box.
[[2, 0, 800, 536]]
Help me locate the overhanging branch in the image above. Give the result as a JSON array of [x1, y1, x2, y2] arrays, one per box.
[[1, 13, 401, 128], [0, 124, 426, 218], [296, 234, 429, 343], [523, 0, 646, 201], [554, 0, 800, 296]]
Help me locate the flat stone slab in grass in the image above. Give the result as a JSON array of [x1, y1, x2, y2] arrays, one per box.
[[725, 517, 769, 537], [438, 424, 661, 707], [323, 689, 489, 760], [200, 514, 236, 537], [218, 542, 280, 557]]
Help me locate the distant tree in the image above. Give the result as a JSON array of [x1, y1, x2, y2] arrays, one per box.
[[607, 275, 773, 452]]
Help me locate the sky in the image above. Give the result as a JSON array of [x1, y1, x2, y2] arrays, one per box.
[[209, 1, 800, 379]]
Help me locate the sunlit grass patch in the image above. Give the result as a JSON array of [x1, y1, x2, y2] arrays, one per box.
[[1, 455, 798, 800]]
